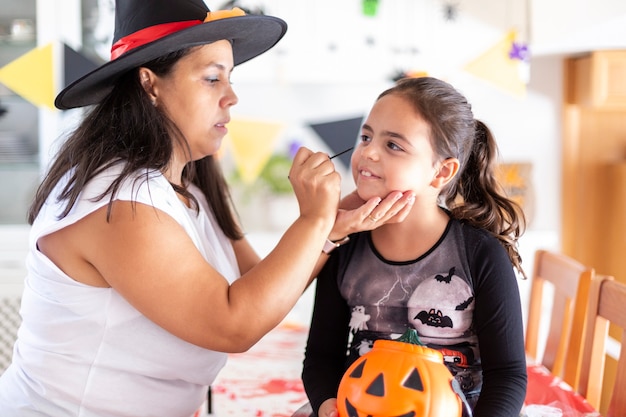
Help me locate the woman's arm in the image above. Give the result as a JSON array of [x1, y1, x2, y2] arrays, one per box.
[[40, 148, 341, 353], [231, 237, 261, 275]]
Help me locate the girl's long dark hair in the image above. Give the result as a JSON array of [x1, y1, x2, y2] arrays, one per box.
[[380, 77, 526, 278], [28, 48, 243, 240]]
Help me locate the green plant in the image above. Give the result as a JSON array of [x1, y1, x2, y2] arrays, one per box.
[[258, 153, 293, 195], [228, 152, 294, 197]]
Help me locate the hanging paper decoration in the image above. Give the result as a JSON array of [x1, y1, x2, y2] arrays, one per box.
[[0, 43, 56, 110], [63, 44, 100, 91], [0, 42, 100, 111], [309, 116, 364, 169], [362, 0, 379, 17], [463, 30, 528, 98], [226, 118, 284, 184]]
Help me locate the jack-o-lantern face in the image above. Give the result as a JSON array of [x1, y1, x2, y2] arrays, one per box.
[[337, 331, 462, 417]]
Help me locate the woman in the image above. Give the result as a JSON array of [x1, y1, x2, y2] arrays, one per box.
[[0, 1, 411, 416]]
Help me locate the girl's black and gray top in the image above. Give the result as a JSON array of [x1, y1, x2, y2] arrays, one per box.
[[302, 217, 527, 417]]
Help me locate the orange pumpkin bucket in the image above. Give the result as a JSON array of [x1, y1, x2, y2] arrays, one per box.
[[337, 329, 465, 417]]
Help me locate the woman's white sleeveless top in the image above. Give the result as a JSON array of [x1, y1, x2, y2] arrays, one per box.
[[0, 163, 240, 417]]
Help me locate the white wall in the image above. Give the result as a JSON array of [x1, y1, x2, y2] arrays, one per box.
[[531, 0, 626, 55], [33, 0, 626, 236], [7, 0, 626, 250], [229, 0, 569, 236]]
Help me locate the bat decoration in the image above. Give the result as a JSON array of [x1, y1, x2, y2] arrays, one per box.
[[443, 1, 460, 22], [435, 267, 456, 284], [415, 309, 454, 329], [390, 69, 428, 83], [218, 0, 265, 15]]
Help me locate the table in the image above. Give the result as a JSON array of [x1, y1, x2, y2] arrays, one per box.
[[201, 323, 602, 416], [523, 361, 600, 417], [289, 360, 603, 417]]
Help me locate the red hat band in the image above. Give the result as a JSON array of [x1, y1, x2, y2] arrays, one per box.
[[110, 8, 246, 61]]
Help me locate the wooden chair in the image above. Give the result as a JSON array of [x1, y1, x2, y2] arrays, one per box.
[[578, 275, 626, 416], [525, 249, 594, 389]]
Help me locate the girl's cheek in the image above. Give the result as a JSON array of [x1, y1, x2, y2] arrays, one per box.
[[350, 149, 359, 166], [350, 153, 360, 180]]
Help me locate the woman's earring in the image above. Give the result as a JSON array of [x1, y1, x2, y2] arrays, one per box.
[[151, 98, 157, 107]]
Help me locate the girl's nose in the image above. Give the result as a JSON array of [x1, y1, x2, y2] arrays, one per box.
[[360, 142, 379, 161]]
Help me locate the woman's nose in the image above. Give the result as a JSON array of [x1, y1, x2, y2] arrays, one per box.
[[221, 85, 239, 108]]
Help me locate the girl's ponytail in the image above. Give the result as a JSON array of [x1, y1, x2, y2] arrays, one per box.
[[446, 120, 526, 278]]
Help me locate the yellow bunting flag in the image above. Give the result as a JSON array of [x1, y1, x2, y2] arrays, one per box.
[[226, 118, 284, 184], [0, 43, 56, 109], [464, 30, 526, 98]]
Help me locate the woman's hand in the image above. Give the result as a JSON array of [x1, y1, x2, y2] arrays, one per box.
[[305, 189, 414, 287], [318, 398, 339, 417], [289, 147, 341, 229], [329, 189, 415, 241]]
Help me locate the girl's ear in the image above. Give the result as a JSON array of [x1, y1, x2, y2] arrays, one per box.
[[431, 158, 460, 188], [138, 67, 158, 105]]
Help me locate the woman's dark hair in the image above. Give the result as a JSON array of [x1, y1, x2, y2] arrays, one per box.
[[379, 77, 526, 278], [28, 47, 243, 240]]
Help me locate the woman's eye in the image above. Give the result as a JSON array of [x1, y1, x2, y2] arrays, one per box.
[[205, 76, 234, 86], [359, 135, 371, 143]]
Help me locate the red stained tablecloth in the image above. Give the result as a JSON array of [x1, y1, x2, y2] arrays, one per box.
[[196, 324, 603, 417], [523, 362, 601, 417]]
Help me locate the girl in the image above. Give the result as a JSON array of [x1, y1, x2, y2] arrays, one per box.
[[302, 77, 527, 417]]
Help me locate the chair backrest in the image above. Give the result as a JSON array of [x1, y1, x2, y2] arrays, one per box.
[[578, 275, 626, 416], [525, 249, 594, 389]]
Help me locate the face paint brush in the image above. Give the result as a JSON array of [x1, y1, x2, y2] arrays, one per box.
[[329, 146, 354, 160], [288, 146, 354, 179]]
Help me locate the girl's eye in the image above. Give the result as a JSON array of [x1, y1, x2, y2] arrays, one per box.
[[387, 141, 403, 151], [359, 134, 371, 143]]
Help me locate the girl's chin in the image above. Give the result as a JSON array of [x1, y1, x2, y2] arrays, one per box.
[[356, 188, 385, 202]]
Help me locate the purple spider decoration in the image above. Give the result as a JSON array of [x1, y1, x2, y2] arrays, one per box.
[[509, 42, 530, 62], [288, 140, 301, 160]]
